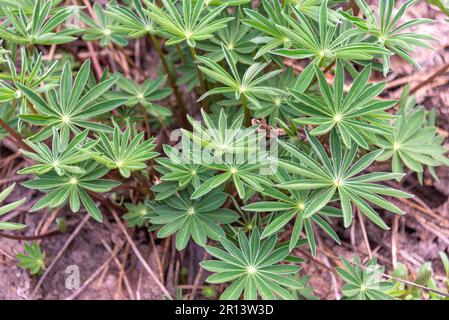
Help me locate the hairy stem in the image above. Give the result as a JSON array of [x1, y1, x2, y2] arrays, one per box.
[[0, 118, 33, 152], [176, 44, 186, 64], [149, 34, 189, 128], [241, 94, 251, 127]]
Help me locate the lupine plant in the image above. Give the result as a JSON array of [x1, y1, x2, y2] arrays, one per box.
[[0, 0, 447, 301]]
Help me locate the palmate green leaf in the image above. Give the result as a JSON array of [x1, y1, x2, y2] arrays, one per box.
[[144, 0, 233, 48], [278, 129, 412, 229], [190, 161, 272, 200], [155, 144, 213, 190], [108, 73, 173, 117], [197, 11, 257, 65], [0, 0, 78, 45], [180, 108, 271, 199], [289, 60, 395, 149], [242, 0, 292, 59], [253, 68, 302, 126], [1, 47, 58, 134], [16, 243, 45, 275], [182, 108, 260, 157], [0, 47, 58, 109], [339, 0, 434, 75], [0, 0, 63, 15], [336, 256, 394, 300], [243, 168, 342, 255], [201, 229, 304, 300], [272, 0, 390, 66], [22, 160, 120, 222], [0, 183, 26, 231], [81, 3, 128, 47], [107, 0, 156, 39], [88, 123, 158, 178], [18, 60, 125, 144], [198, 44, 284, 109], [376, 89, 449, 183], [151, 189, 239, 250], [18, 128, 92, 176]]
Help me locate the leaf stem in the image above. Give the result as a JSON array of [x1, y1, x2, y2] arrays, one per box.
[[0, 118, 33, 152], [241, 94, 250, 127], [149, 34, 189, 128], [0, 229, 62, 241], [176, 44, 186, 64]]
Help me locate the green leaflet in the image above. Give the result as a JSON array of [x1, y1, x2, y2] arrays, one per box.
[[0, 0, 77, 45], [0, 183, 26, 231], [336, 256, 394, 300]]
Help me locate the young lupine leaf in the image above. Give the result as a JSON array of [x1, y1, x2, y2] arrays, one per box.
[[253, 68, 301, 125], [0, 0, 60, 14], [151, 189, 239, 250], [272, 0, 390, 66], [339, 0, 435, 75], [290, 274, 319, 300], [155, 144, 213, 190], [387, 260, 444, 299], [18, 128, 92, 176], [181, 108, 271, 199], [144, 0, 233, 48], [0, 183, 26, 231], [107, 0, 156, 38], [336, 256, 394, 300], [0, 48, 58, 108], [22, 160, 120, 222], [376, 89, 449, 183], [0, 0, 78, 45], [191, 161, 271, 200], [243, 167, 342, 255], [16, 243, 45, 275], [18, 60, 125, 143], [242, 0, 292, 59], [197, 11, 257, 65], [81, 3, 128, 47], [109, 74, 173, 117], [278, 129, 412, 229], [123, 201, 157, 227], [182, 108, 260, 155], [290, 61, 395, 149], [197, 45, 284, 109], [88, 124, 158, 178], [201, 229, 304, 300]]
